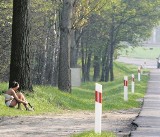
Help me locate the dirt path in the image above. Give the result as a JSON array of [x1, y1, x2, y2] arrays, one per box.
[[0, 108, 140, 137]]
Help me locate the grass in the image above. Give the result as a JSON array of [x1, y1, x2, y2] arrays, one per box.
[[118, 46, 160, 59], [0, 61, 149, 137], [0, 62, 149, 116], [71, 131, 116, 137]]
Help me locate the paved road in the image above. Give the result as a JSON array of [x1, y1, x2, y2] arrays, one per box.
[[131, 69, 160, 137], [116, 57, 157, 68]]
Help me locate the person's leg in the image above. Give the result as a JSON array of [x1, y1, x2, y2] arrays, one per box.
[[16, 92, 28, 110]]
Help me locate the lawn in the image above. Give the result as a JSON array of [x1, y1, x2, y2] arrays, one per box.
[[71, 131, 116, 137], [0, 62, 149, 116], [0, 61, 149, 137], [118, 46, 160, 59]]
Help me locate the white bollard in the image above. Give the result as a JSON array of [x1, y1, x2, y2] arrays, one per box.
[[95, 83, 102, 134], [138, 67, 141, 81], [131, 74, 135, 93], [124, 76, 128, 101]]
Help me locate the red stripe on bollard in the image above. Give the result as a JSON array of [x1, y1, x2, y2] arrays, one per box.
[[99, 92, 102, 103], [95, 91, 102, 103], [95, 91, 98, 102], [124, 80, 128, 86]]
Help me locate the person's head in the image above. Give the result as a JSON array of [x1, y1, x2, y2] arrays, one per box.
[[10, 81, 19, 90]]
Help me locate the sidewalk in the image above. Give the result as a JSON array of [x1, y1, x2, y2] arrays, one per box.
[[131, 69, 160, 137]]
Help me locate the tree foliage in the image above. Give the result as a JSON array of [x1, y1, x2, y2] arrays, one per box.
[[0, 0, 160, 91]]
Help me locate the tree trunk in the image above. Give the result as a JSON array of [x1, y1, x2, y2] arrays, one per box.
[[93, 55, 100, 81], [41, 36, 48, 85], [58, 0, 73, 92], [81, 43, 86, 82], [109, 42, 114, 81], [101, 43, 109, 81], [70, 30, 77, 67], [86, 51, 92, 81], [70, 29, 82, 68], [51, 9, 60, 86], [104, 52, 110, 82], [9, 0, 32, 91], [33, 51, 44, 85], [106, 17, 115, 82], [100, 55, 105, 81], [108, 16, 115, 81]]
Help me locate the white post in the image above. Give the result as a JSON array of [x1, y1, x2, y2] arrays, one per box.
[[124, 76, 128, 101], [138, 67, 141, 81], [95, 83, 102, 134], [131, 74, 135, 93]]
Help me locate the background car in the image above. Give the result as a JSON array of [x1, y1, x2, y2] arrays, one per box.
[[156, 56, 160, 68]]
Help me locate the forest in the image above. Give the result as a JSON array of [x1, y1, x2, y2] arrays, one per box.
[[0, 0, 160, 92]]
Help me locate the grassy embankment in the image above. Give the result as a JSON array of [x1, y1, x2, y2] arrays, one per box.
[[0, 62, 149, 116], [0, 61, 149, 137]]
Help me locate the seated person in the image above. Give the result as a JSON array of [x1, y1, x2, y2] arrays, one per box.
[[4, 81, 32, 111]]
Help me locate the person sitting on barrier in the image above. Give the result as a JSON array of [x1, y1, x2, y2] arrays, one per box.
[[4, 81, 32, 111]]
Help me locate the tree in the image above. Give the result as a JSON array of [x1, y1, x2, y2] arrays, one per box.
[[99, 0, 160, 82], [70, 0, 106, 68], [58, 0, 74, 92], [0, 0, 12, 82], [9, 0, 33, 91], [30, 0, 60, 86]]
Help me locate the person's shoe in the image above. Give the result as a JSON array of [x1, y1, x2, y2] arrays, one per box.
[[26, 107, 34, 111], [28, 103, 34, 111]]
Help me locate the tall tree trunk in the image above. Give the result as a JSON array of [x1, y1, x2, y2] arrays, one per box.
[[81, 43, 86, 82], [9, 0, 32, 91], [93, 55, 100, 81], [58, 0, 73, 92], [109, 42, 114, 81], [108, 16, 115, 81], [104, 52, 110, 82], [86, 51, 92, 81], [100, 55, 105, 81], [70, 30, 77, 67], [41, 36, 48, 84], [100, 46, 108, 81], [51, 9, 60, 86], [106, 16, 115, 82], [33, 51, 44, 85], [70, 29, 82, 68]]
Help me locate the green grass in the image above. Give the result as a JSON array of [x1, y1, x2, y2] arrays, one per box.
[[71, 131, 116, 137], [0, 62, 149, 137], [0, 62, 149, 116], [118, 46, 160, 59]]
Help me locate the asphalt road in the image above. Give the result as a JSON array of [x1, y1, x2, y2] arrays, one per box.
[[117, 57, 160, 136], [131, 69, 160, 137], [116, 57, 157, 69]]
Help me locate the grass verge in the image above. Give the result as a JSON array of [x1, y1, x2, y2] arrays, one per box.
[[0, 62, 149, 116], [71, 131, 116, 137]]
